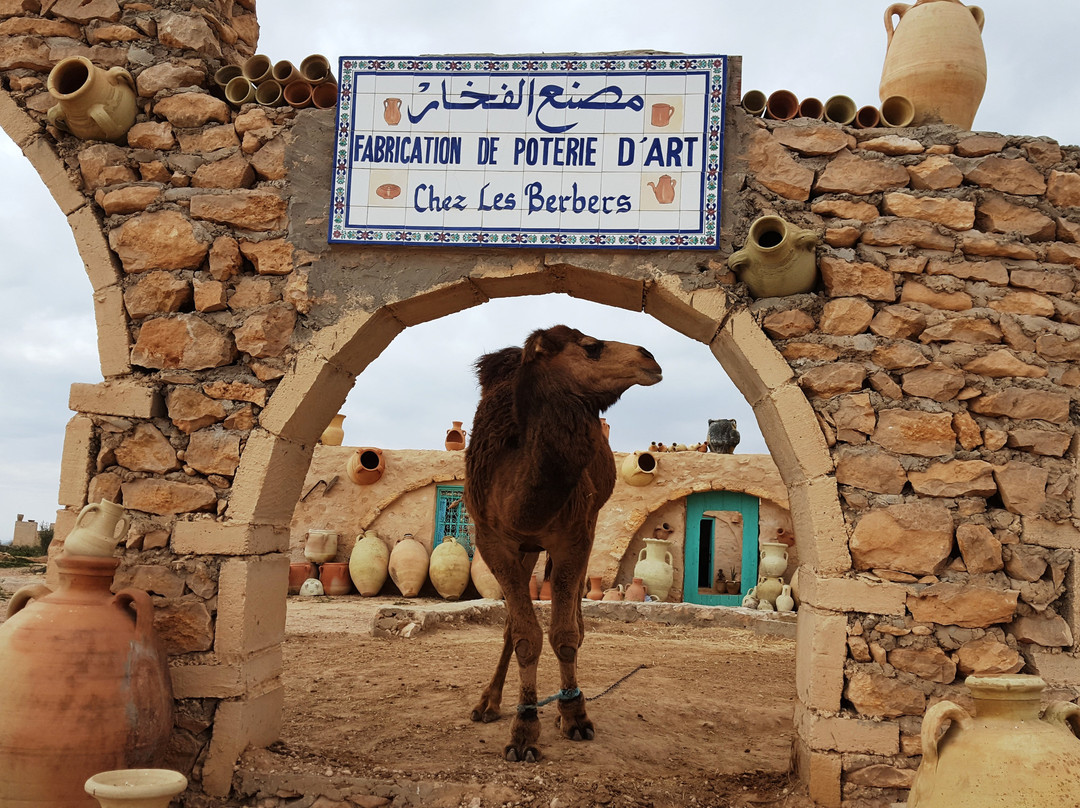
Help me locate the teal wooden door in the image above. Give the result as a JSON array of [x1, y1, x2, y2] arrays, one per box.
[[683, 491, 759, 606]]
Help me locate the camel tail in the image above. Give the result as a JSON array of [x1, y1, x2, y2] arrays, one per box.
[[475, 346, 523, 391]]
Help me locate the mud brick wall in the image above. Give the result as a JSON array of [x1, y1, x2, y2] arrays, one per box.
[[3, 0, 1080, 803]]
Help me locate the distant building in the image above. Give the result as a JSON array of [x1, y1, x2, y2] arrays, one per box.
[[12, 514, 38, 547]]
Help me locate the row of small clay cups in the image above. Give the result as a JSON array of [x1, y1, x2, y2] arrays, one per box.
[[215, 54, 337, 109]]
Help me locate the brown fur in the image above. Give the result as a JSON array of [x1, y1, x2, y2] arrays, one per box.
[[464, 325, 662, 762]]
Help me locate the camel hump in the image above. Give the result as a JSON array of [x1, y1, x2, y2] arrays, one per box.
[[475, 346, 523, 390]]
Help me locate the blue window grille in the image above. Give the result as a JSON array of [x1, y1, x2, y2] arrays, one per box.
[[434, 485, 474, 557]]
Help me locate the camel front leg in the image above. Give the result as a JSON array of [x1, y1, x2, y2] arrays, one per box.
[[548, 546, 594, 742]]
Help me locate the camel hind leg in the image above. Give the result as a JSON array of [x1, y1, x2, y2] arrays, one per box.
[[471, 618, 512, 723], [547, 543, 594, 742]]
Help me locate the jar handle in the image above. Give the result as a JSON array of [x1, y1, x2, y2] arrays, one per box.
[[113, 514, 130, 541], [920, 700, 972, 769], [664, 551, 673, 566], [74, 502, 99, 529], [1044, 701, 1080, 739], [638, 548, 647, 563], [114, 588, 156, 644], [883, 3, 912, 49], [5, 584, 53, 618], [969, 5, 985, 32]]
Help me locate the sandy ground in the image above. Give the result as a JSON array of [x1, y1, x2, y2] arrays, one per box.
[[1, 570, 812, 807]]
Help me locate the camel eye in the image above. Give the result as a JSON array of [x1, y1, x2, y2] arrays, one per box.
[[583, 341, 605, 360]]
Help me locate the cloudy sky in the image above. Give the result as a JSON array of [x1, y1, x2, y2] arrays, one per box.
[[2, 0, 1078, 536]]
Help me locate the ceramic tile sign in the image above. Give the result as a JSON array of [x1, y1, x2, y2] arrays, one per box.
[[329, 55, 726, 249]]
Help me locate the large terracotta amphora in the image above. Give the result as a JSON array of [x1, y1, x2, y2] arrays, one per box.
[[429, 535, 470, 600], [388, 534, 428, 597], [444, 421, 466, 451], [349, 530, 389, 596], [0, 555, 174, 807], [728, 215, 819, 299], [633, 537, 674, 601], [879, 0, 986, 129], [470, 548, 502, 600], [908, 674, 1080, 807], [319, 413, 345, 446], [47, 56, 137, 142], [64, 498, 129, 557]]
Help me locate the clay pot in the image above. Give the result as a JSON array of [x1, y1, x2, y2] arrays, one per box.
[[241, 53, 273, 84], [879, 0, 986, 129], [289, 562, 316, 595], [775, 585, 795, 613], [602, 586, 624, 602], [880, 94, 915, 127], [624, 577, 647, 602], [855, 104, 881, 129], [0, 555, 173, 806], [620, 451, 657, 486], [311, 82, 338, 109], [84, 768, 187, 808], [470, 549, 502, 600], [445, 421, 466, 451], [271, 59, 300, 86], [389, 534, 428, 597], [319, 413, 345, 446], [759, 541, 790, 578], [349, 530, 389, 596], [304, 529, 338, 564], [347, 447, 385, 485], [764, 89, 798, 121], [797, 97, 824, 120], [64, 498, 129, 557], [255, 79, 283, 107], [283, 80, 313, 109], [429, 536, 470, 600], [319, 562, 353, 596], [908, 675, 1080, 807], [586, 576, 604, 601], [755, 575, 784, 607], [724, 580, 741, 595], [47, 56, 137, 142], [300, 54, 333, 84], [740, 90, 766, 117], [224, 76, 256, 106], [728, 215, 819, 299], [213, 65, 242, 92], [299, 578, 324, 596], [634, 537, 674, 602], [823, 94, 857, 125]]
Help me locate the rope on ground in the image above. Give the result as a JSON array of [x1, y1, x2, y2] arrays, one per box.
[[516, 664, 647, 713]]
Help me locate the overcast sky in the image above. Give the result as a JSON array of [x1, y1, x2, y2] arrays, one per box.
[[2, 0, 1078, 536]]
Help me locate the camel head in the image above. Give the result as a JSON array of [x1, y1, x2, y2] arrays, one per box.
[[521, 325, 662, 412]]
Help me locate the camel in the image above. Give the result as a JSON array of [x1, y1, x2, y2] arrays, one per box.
[[464, 324, 663, 762]]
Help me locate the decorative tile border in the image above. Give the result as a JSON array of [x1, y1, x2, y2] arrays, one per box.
[[329, 55, 726, 250]]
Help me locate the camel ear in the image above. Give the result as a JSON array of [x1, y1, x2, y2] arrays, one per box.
[[522, 328, 561, 362]]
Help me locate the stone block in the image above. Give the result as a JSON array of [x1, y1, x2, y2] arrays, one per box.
[[311, 309, 404, 375], [201, 685, 284, 797], [68, 204, 123, 293], [0, 92, 38, 147], [93, 285, 131, 378], [794, 702, 899, 754], [643, 279, 728, 344], [752, 383, 834, 484], [787, 476, 851, 574], [172, 520, 289, 555], [226, 429, 313, 525], [797, 569, 906, 615], [216, 553, 289, 658], [21, 135, 85, 215], [794, 740, 841, 808], [69, 380, 164, 418], [258, 352, 356, 444], [171, 645, 283, 698], [468, 255, 553, 299], [795, 605, 847, 712], [711, 308, 794, 407], [57, 415, 94, 508]]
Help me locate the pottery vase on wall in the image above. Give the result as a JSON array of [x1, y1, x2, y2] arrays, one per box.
[[85, 768, 188, 808], [347, 447, 385, 485], [755, 575, 784, 606], [728, 215, 819, 299], [620, 451, 657, 486], [320, 413, 345, 446], [775, 585, 795, 612], [0, 555, 173, 806], [879, 0, 986, 129], [319, 561, 353, 596], [445, 421, 466, 451], [624, 577, 647, 602], [470, 548, 502, 599], [908, 675, 1080, 807], [349, 530, 389, 596], [304, 529, 338, 564], [602, 585, 624, 602], [586, 576, 604, 601], [634, 538, 674, 601], [47, 56, 137, 143], [759, 541, 790, 578], [429, 535, 470, 600], [388, 534, 428, 597], [64, 498, 129, 557]]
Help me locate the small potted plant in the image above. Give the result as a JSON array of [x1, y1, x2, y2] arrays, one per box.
[[725, 567, 741, 594], [713, 567, 726, 594]]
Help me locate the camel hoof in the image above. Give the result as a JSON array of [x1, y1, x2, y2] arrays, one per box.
[[471, 707, 500, 723], [504, 745, 542, 763]]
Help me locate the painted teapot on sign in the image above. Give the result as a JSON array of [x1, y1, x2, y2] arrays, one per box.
[[648, 174, 677, 204]]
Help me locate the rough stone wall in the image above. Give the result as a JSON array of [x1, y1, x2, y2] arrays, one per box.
[[3, 0, 1080, 802], [736, 116, 1080, 805]]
